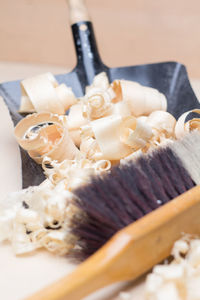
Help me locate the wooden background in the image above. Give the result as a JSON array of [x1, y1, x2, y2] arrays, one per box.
[[1, 0, 200, 78]]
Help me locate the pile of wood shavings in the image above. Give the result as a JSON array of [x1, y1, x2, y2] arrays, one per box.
[[116, 236, 200, 300], [0, 72, 200, 256], [145, 236, 200, 300]]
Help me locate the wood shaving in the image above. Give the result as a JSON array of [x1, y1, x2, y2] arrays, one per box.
[[175, 109, 200, 139], [19, 72, 77, 114], [145, 236, 200, 300], [14, 112, 79, 163], [112, 79, 167, 116]]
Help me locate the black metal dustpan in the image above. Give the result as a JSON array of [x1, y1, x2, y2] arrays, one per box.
[[0, 0, 200, 188]]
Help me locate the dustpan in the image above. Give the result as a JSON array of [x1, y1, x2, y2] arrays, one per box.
[[0, 0, 199, 188]]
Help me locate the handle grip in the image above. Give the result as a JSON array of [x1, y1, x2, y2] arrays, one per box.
[[67, 0, 90, 25]]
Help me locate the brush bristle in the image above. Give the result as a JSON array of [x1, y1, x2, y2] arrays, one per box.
[[71, 134, 199, 260], [170, 131, 200, 185]]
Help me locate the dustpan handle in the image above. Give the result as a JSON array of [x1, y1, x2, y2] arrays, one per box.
[[67, 0, 90, 24], [66, 0, 108, 86]]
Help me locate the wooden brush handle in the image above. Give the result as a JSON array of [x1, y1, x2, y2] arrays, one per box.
[[67, 0, 90, 25], [25, 185, 200, 300]]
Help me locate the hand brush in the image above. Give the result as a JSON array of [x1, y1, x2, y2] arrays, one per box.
[[25, 131, 200, 300]]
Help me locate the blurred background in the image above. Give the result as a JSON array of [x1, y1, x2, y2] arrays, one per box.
[[0, 0, 200, 81]]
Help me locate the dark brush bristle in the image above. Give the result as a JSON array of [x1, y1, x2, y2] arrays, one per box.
[[71, 146, 196, 261]]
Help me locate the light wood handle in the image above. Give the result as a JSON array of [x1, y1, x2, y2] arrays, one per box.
[[25, 185, 200, 300], [67, 0, 90, 25]]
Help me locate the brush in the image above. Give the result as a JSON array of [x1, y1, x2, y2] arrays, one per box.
[[72, 131, 200, 259], [25, 131, 200, 300]]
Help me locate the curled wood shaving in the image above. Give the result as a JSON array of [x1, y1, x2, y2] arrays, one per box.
[[85, 72, 110, 94], [67, 102, 88, 129], [83, 87, 114, 120], [175, 109, 200, 139], [145, 236, 200, 300], [67, 102, 88, 146], [120, 116, 153, 150], [111, 101, 132, 118], [147, 111, 176, 138], [0, 179, 78, 255], [80, 137, 102, 160], [112, 79, 167, 117], [14, 112, 79, 164], [19, 72, 77, 114], [91, 115, 132, 160]]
